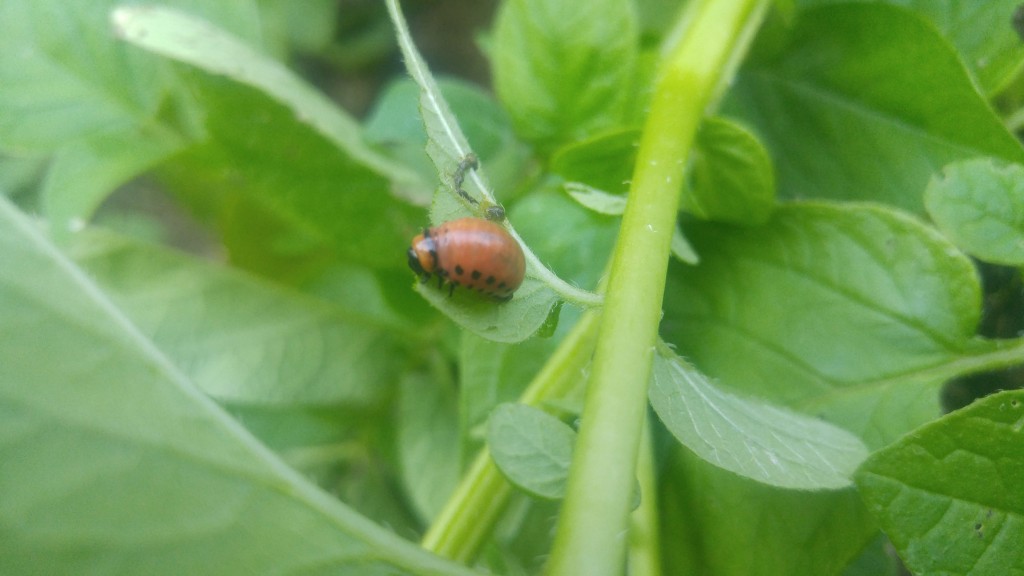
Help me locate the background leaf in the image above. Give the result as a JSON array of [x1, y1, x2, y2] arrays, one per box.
[[41, 131, 184, 240], [659, 449, 878, 576], [0, 0, 259, 152], [0, 0, 261, 232], [364, 78, 531, 207], [728, 3, 1024, 213], [650, 345, 868, 490], [550, 129, 640, 195], [114, 5, 424, 269], [459, 332, 565, 449], [510, 189, 619, 290], [684, 116, 775, 225], [799, 0, 1024, 95], [112, 5, 416, 186], [397, 371, 462, 522], [892, 0, 1024, 95], [564, 183, 627, 216], [67, 229, 401, 407], [0, 197, 477, 576], [925, 157, 1024, 266], [856, 389, 1024, 576], [492, 0, 640, 153], [662, 202, 985, 448], [488, 403, 574, 500]]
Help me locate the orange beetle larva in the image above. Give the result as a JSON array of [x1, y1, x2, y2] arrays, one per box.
[[407, 217, 526, 301]]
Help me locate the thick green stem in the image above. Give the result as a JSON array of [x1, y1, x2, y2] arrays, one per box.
[[421, 310, 601, 561], [545, 1, 768, 574]]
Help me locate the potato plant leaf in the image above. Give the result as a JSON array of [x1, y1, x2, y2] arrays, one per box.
[[113, 4, 425, 269], [650, 344, 868, 490], [685, 116, 775, 225], [0, 1, 255, 234], [856, 389, 1024, 576], [799, 0, 1024, 95], [398, 372, 462, 522], [488, 403, 575, 500], [111, 4, 418, 187], [414, 277, 559, 344], [564, 183, 627, 216], [0, 197, 478, 576], [663, 202, 986, 448], [67, 229, 399, 407], [660, 449, 878, 576], [551, 129, 640, 195], [925, 157, 1024, 266], [492, 0, 640, 154], [729, 3, 1024, 213]]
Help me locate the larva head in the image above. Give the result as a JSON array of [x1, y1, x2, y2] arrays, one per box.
[[407, 231, 437, 278]]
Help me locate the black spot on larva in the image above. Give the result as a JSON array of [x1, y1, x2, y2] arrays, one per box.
[[498, 282, 507, 289], [454, 265, 464, 276], [486, 276, 495, 285], [471, 270, 482, 280]]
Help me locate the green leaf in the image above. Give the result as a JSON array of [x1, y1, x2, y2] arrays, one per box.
[[925, 158, 1024, 266], [488, 403, 574, 500], [256, 0, 339, 55], [459, 332, 564, 446], [840, 533, 904, 576], [728, 3, 1024, 213], [42, 129, 184, 240], [0, 1, 256, 234], [0, 197, 478, 576], [856, 389, 1024, 576], [670, 225, 700, 265], [363, 77, 531, 208], [398, 371, 462, 523], [0, 0, 235, 151], [551, 129, 640, 195], [113, 5, 429, 270], [895, 0, 1024, 95], [662, 202, 984, 448], [800, 0, 1024, 95], [67, 228, 400, 407], [564, 182, 627, 216], [685, 116, 775, 225], [511, 189, 619, 290], [112, 4, 418, 188], [383, 0, 486, 207], [220, 402, 426, 537], [492, 0, 640, 153], [650, 344, 868, 490], [0, 155, 47, 201], [660, 449, 878, 576], [560, 120, 776, 226], [415, 277, 559, 344]]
